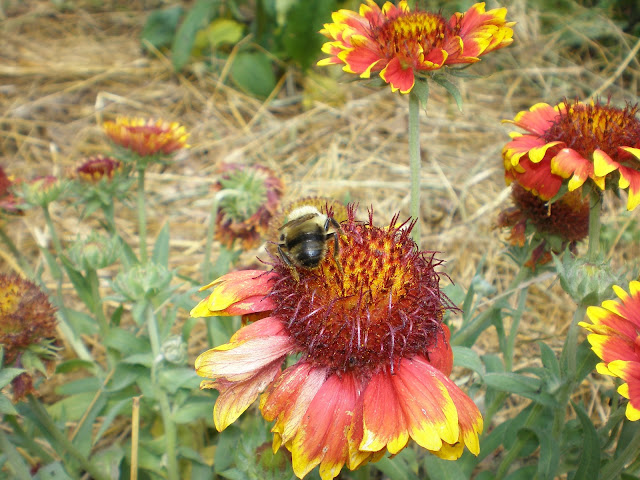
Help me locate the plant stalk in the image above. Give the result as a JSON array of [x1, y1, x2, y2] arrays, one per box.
[[586, 188, 602, 263], [146, 305, 179, 480], [408, 91, 421, 244], [137, 167, 148, 263]]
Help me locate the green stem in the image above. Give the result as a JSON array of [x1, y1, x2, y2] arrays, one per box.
[[42, 206, 63, 257], [27, 395, 109, 480], [495, 404, 544, 480], [202, 196, 219, 282], [408, 91, 421, 244], [586, 188, 602, 263], [5, 415, 55, 464], [102, 201, 117, 235], [504, 285, 529, 371], [561, 303, 588, 382], [146, 305, 179, 480], [87, 268, 109, 337], [0, 227, 33, 277], [137, 168, 148, 264]]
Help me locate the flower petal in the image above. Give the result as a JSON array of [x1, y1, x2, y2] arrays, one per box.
[[379, 57, 415, 93], [191, 270, 277, 317]]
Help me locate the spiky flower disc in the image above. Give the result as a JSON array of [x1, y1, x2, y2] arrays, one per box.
[[318, 1, 514, 93], [580, 281, 640, 421], [74, 155, 123, 183], [503, 100, 640, 210], [192, 206, 482, 480]]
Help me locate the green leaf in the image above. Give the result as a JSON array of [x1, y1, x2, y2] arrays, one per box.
[[214, 426, 242, 474], [520, 426, 558, 480], [538, 342, 560, 378], [0, 368, 25, 388], [40, 247, 62, 280], [431, 74, 463, 112], [375, 450, 419, 480], [452, 346, 484, 377], [65, 308, 99, 336], [0, 394, 18, 415], [60, 256, 93, 309], [504, 465, 537, 480], [282, 0, 336, 70], [199, 18, 244, 50], [122, 353, 154, 368], [571, 402, 600, 480], [230, 51, 277, 99], [172, 398, 213, 424], [48, 392, 97, 422], [104, 328, 150, 355], [152, 222, 170, 268], [423, 455, 467, 480], [483, 372, 558, 407], [141, 6, 184, 51], [55, 377, 100, 396], [171, 0, 219, 71], [575, 339, 599, 384]]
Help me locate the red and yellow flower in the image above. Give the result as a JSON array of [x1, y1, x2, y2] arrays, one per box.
[[0, 274, 58, 401], [103, 117, 190, 158], [503, 100, 640, 210], [192, 206, 482, 479], [580, 280, 640, 421], [0, 166, 22, 216], [318, 1, 514, 93], [74, 155, 123, 183]]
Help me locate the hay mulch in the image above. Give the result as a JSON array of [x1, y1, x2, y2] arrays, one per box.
[[2, 0, 640, 462]]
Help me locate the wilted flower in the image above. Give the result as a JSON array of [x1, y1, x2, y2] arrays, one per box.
[[0, 166, 22, 216], [0, 274, 58, 401], [214, 163, 284, 250], [580, 280, 640, 421], [318, 1, 514, 93], [103, 117, 190, 159], [497, 182, 589, 268], [192, 206, 482, 480], [503, 100, 640, 210]]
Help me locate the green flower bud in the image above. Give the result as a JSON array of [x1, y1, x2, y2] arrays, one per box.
[[68, 232, 119, 271], [112, 263, 173, 302]]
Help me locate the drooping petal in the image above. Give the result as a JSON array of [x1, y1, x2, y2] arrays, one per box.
[[290, 373, 360, 480], [195, 317, 294, 381], [191, 270, 277, 317], [379, 57, 415, 93]]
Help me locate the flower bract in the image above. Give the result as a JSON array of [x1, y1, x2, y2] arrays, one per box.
[[497, 182, 589, 268], [580, 281, 640, 421], [318, 1, 514, 93], [503, 100, 640, 210], [192, 206, 482, 479], [213, 163, 284, 250]]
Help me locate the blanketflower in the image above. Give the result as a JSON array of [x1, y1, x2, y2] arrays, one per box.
[[318, 1, 514, 93], [503, 100, 640, 210], [213, 163, 284, 250], [103, 117, 190, 158], [192, 206, 482, 480], [497, 182, 589, 268], [580, 280, 640, 421], [74, 155, 123, 183], [0, 274, 58, 400]]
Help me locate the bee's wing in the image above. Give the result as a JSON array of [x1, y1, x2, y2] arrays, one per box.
[[279, 213, 318, 231]]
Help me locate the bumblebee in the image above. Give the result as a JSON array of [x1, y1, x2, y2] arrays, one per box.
[[277, 205, 343, 280]]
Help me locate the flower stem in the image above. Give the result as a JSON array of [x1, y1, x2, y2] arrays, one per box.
[[408, 91, 421, 244], [0, 227, 33, 277], [586, 188, 602, 263], [0, 427, 32, 480], [42, 206, 63, 257], [145, 305, 179, 480], [27, 395, 109, 480], [561, 303, 588, 382], [137, 167, 148, 264], [495, 404, 544, 480]]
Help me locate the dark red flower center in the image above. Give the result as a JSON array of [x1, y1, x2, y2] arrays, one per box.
[[372, 12, 447, 64], [77, 156, 121, 182], [268, 208, 452, 377], [545, 101, 640, 166]]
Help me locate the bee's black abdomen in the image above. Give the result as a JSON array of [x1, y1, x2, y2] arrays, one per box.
[[285, 231, 326, 268]]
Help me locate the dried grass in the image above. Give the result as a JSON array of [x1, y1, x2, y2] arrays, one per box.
[[2, 0, 639, 463]]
